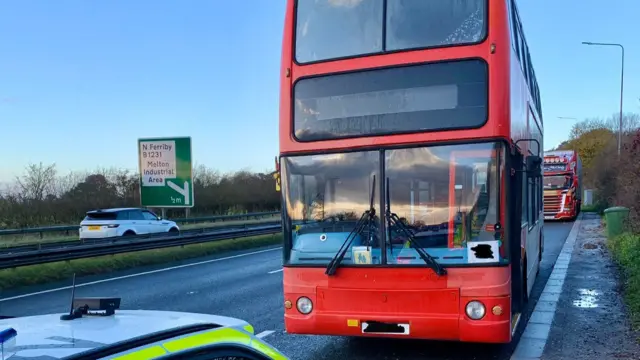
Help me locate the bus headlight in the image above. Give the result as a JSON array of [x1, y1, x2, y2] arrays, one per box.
[[296, 297, 313, 314], [465, 301, 486, 320]]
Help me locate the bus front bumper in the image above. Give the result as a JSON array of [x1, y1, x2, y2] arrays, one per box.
[[284, 296, 513, 344]]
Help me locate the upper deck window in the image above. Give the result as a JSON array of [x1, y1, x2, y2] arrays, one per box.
[[293, 59, 488, 142], [386, 0, 486, 51], [295, 0, 383, 64], [294, 0, 487, 64]]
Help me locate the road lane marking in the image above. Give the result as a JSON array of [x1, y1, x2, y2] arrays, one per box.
[[1, 247, 283, 302], [256, 330, 275, 339], [511, 219, 581, 360], [268, 268, 283, 274]]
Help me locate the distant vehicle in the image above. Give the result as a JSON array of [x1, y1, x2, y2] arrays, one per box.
[[79, 207, 180, 239], [543, 150, 582, 221], [275, 0, 544, 345], [0, 296, 288, 359]]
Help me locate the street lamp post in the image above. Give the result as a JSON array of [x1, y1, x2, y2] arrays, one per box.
[[581, 41, 625, 157]]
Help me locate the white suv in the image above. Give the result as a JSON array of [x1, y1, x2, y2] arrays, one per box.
[[79, 207, 180, 240]]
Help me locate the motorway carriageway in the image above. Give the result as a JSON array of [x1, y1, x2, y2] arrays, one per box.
[[0, 222, 575, 360]]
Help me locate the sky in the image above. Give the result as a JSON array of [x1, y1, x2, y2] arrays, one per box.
[[0, 0, 638, 182]]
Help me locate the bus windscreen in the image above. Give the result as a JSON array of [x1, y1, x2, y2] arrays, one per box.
[[281, 141, 504, 266]]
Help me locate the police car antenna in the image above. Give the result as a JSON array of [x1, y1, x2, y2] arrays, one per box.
[[59, 273, 122, 320], [60, 273, 78, 321]]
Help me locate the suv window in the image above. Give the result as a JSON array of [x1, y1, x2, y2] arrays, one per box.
[[142, 211, 159, 221], [127, 210, 146, 220], [116, 211, 130, 220], [84, 212, 117, 221]]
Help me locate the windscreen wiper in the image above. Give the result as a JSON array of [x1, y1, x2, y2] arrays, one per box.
[[385, 178, 447, 276], [325, 175, 377, 276]]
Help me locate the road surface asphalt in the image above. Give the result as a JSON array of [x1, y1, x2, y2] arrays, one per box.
[[0, 222, 575, 360]]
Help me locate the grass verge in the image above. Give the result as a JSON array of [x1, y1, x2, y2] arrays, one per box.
[[0, 233, 282, 291], [606, 232, 640, 330]]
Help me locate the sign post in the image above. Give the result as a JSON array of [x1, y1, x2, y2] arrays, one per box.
[[137, 137, 194, 208]]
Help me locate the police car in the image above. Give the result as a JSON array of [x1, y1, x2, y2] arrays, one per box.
[[0, 296, 288, 359]]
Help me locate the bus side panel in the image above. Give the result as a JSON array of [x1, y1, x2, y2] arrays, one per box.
[[489, 0, 511, 243], [526, 108, 542, 296], [279, 1, 294, 151], [507, 0, 543, 299], [507, 9, 529, 274], [507, 0, 543, 152], [507, 18, 527, 149]]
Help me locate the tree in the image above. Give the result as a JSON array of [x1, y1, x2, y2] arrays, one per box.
[[559, 112, 640, 232], [559, 113, 640, 187], [0, 163, 280, 228], [569, 113, 640, 140], [14, 162, 57, 201], [558, 128, 615, 187]]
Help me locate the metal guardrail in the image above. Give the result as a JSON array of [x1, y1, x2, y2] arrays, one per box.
[[0, 211, 281, 238], [0, 224, 282, 270], [0, 221, 282, 255]]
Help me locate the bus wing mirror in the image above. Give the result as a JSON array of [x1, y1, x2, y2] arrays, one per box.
[[526, 155, 543, 175], [274, 156, 281, 192]]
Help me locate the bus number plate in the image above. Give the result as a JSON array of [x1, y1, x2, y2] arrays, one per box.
[[361, 321, 410, 335]]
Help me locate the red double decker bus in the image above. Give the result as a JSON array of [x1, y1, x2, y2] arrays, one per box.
[[275, 0, 544, 343], [543, 150, 582, 221]]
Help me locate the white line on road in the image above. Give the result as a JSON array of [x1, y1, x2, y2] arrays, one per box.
[[1, 247, 283, 302], [511, 219, 581, 360], [268, 268, 283, 274], [256, 330, 275, 339]]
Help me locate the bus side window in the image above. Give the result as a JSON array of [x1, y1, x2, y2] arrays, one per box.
[[521, 162, 528, 225], [527, 176, 535, 225]]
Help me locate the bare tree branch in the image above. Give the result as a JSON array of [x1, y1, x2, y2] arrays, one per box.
[[0, 163, 280, 228]]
